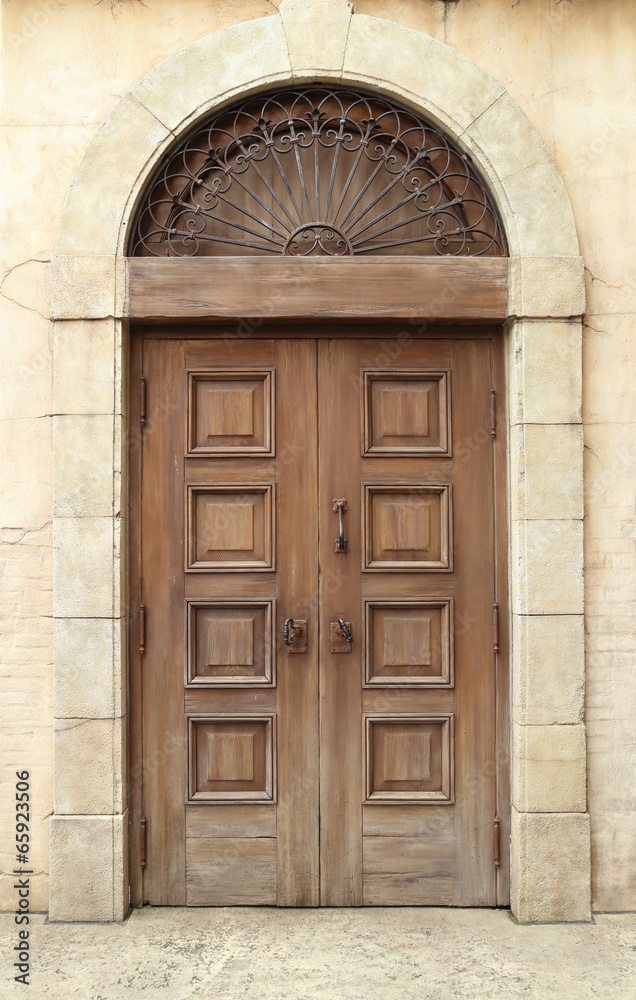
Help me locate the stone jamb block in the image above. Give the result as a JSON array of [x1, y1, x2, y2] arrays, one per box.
[[51, 256, 117, 320], [113, 512, 125, 621], [53, 320, 118, 416], [512, 614, 584, 726], [113, 414, 126, 521], [509, 256, 585, 319], [513, 722, 587, 813], [511, 423, 584, 521], [508, 319, 582, 427], [115, 320, 127, 419], [54, 617, 123, 720], [53, 516, 115, 618], [54, 718, 125, 815], [53, 414, 115, 518], [511, 518, 584, 616], [511, 808, 591, 922], [49, 813, 128, 922]]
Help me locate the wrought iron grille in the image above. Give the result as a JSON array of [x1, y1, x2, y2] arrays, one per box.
[[130, 87, 507, 258]]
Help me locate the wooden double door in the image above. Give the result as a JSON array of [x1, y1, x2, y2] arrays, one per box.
[[131, 328, 508, 907]]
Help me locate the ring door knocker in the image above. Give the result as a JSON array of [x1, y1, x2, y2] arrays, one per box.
[[330, 617, 353, 653], [283, 617, 307, 654]]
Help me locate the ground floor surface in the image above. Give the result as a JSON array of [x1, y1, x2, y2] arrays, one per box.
[[2, 907, 635, 999]]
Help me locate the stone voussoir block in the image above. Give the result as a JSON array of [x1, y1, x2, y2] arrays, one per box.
[[282, 0, 352, 79], [56, 93, 170, 257], [343, 14, 504, 134], [130, 16, 292, 135]]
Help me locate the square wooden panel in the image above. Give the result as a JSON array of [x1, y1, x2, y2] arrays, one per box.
[[364, 714, 454, 804], [186, 485, 275, 571], [364, 600, 453, 687], [187, 601, 275, 687], [188, 715, 276, 803], [363, 485, 452, 571], [187, 370, 275, 456], [362, 370, 451, 456]]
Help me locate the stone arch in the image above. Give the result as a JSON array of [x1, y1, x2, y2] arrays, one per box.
[[50, 0, 589, 924]]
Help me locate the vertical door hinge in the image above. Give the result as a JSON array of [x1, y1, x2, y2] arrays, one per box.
[[494, 816, 500, 868], [140, 816, 147, 868], [492, 603, 499, 655], [489, 387, 496, 437], [139, 604, 146, 655], [140, 376, 147, 429]]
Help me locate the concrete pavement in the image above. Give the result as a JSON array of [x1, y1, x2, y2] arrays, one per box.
[[2, 906, 635, 999]]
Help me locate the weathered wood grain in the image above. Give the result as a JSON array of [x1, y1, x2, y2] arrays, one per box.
[[128, 257, 507, 320]]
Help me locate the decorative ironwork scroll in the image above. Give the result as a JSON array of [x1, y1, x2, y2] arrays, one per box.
[[130, 87, 507, 258]]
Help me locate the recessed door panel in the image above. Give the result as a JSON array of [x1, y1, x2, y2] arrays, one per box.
[[187, 601, 275, 686], [187, 485, 275, 571], [364, 600, 453, 687], [187, 370, 275, 456], [363, 485, 452, 570], [363, 370, 450, 455], [187, 716, 275, 802]]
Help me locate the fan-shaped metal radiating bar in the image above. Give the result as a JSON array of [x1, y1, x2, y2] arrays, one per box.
[[129, 87, 507, 258]]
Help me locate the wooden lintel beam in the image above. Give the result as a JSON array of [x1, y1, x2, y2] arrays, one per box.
[[127, 256, 508, 321]]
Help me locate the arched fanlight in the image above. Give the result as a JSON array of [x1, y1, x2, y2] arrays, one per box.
[[130, 86, 507, 258]]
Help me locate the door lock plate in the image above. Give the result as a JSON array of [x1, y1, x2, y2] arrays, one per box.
[[330, 620, 352, 653]]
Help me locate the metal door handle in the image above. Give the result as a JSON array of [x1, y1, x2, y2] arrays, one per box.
[[283, 617, 308, 653], [330, 619, 353, 653], [337, 618, 352, 643], [332, 498, 348, 553], [283, 617, 297, 646]]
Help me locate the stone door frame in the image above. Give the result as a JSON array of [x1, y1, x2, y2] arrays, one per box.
[[50, 0, 589, 923]]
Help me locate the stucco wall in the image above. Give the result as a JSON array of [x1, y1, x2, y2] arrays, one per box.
[[0, 0, 634, 914]]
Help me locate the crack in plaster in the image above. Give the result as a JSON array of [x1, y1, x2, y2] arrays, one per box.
[[584, 267, 623, 292]]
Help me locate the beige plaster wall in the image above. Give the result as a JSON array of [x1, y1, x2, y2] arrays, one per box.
[[1, 0, 634, 914]]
